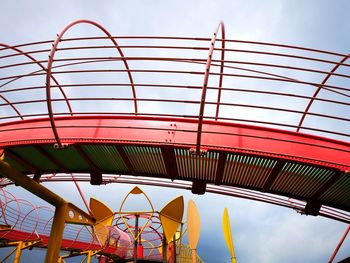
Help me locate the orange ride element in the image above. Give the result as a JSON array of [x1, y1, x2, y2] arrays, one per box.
[[89, 197, 114, 246], [159, 196, 184, 242], [187, 200, 200, 263]]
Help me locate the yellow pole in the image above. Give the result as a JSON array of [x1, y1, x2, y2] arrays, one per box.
[[86, 250, 92, 263], [13, 241, 23, 263], [0, 160, 66, 207], [45, 203, 68, 263]]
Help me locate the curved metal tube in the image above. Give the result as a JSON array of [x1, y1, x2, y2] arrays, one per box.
[[0, 187, 10, 225], [196, 21, 225, 153], [297, 53, 350, 131], [0, 43, 72, 118], [214, 23, 226, 120], [0, 93, 23, 120], [18, 200, 39, 241], [46, 19, 137, 147]]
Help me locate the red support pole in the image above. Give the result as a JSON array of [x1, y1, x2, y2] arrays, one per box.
[[328, 224, 350, 263]]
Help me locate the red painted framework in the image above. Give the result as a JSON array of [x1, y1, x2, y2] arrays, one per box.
[[0, 115, 349, 171], [1, 19, 350, 262]]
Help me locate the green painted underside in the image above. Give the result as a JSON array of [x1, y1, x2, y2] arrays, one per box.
[[2, 144, 349, 211]]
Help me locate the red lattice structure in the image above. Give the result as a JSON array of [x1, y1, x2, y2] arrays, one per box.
[[0, 19, 350, 261]]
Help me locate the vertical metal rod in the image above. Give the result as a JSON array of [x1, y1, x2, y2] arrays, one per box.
[[1, 247, 17, 262], [179, 223, 184, 259], [162, 234, 167, 263], [328, 224, 350, 263], [134, 214, 139, 263], [173, 234, 177, 263], [13, 242, 22, 263], [45, 203, 68, 263]]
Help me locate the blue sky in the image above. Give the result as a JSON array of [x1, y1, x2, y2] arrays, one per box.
[[1, 0, 350, 262]]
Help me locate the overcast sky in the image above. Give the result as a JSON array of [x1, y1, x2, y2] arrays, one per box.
[[1, 0, 350, 262]]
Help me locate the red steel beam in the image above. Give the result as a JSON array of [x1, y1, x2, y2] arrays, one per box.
[[0, 116, 349, 171]]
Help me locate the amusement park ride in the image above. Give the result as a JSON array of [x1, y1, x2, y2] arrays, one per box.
[[0, 19, 349, 262]]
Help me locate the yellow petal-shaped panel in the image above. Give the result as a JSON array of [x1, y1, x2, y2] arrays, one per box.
[[159, 196, 184, 242], [90, 197, 114, 245], [90, 197, 114, 222], [187, 200, 200, 250], [222, 208, 236, 263]]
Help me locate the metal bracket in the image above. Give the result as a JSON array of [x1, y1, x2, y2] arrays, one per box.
[[189, 148, 207, 156], [0, 224, 11, 231], [53, 143, 69, 149], [7, 240, 41, 249], [65, 203, 95, 225]]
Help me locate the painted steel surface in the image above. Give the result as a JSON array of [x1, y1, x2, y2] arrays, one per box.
[[1, 19, 350, 222], [0, 116, 348, 170]]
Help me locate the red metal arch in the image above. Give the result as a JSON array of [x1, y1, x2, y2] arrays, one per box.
[[45, 19, 137, 148], [297, 53, 350, 131], [196, 21, 226, 154]]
